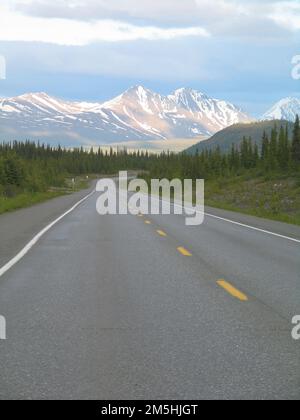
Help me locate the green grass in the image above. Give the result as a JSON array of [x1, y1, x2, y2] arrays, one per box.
[[205, 174, 300, 226], [0, 191, 64, 214], [0, 175, 92, 215], [143, 171, 300, 226]]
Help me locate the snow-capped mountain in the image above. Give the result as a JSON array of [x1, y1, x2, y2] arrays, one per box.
[[0, 86, 252, 146], [262, 97, 300, 122]]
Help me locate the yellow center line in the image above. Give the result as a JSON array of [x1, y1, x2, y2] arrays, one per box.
[[137, 214, 144, 217], [217, 280, 248, 301], [177, 247, 193, 257], [157, 230, 167, 237], [144, 220, 152, 225]]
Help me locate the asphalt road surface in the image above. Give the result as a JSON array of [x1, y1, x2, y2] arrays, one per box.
[[0, 184, 299, 400]]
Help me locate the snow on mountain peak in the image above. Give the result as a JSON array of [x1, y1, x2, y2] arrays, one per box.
[[173, 87, 207, 97], [0, 87, 252, 145], [122, 85, 152, 97], [18, 92, 51, 101], [262, 97, 300, 122], [125, 85, 154, 114], [170, 88, 208, 104]]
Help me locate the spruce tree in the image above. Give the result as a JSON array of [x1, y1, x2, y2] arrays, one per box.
[[292, 115, 300, 163], [261, 131, 269, 164], [277, 125, 289, 169]]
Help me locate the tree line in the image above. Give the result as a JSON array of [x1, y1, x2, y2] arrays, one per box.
[[0, 117, 299, 197], [145, 116, 300, 180]]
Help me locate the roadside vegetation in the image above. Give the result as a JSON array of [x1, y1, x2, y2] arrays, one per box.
[[146, 116, 300, 225], [0, 176, 90, 215], [0, 143, 147, 214], [0, 117, 300, 222], [205, 175, 300, 225], [0, 191, 62, 214]]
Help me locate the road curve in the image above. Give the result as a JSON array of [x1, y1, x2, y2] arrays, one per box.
[[0, 187, 299, 400]]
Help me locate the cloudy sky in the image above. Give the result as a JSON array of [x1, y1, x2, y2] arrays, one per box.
[[0, 0, 299, 115]]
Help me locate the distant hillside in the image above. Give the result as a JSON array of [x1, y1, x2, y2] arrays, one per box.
[[185, 120, 294, 155]]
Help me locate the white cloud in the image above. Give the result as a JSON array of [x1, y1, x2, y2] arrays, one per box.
[[0, 4, 209, 45], [0, 0, 298, 47], [1, 0, 199, 22], [269, 1, 300, 31], [2, 0, 299, 43]]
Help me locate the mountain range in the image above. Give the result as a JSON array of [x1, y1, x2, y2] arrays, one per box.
[[0, 86, 251, 146], [0, 87, 299, 148]]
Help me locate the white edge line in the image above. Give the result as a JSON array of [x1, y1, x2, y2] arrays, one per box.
[[142, 192, 300, 245], [0, 190, 95, 278], [203, 211, 300, 244]]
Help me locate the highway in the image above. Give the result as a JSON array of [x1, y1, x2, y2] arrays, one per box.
[[0, 182, 299, 400]]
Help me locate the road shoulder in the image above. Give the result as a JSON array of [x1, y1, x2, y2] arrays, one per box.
[[205, 205, 300, 241], [0, 182, 96, 267]]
